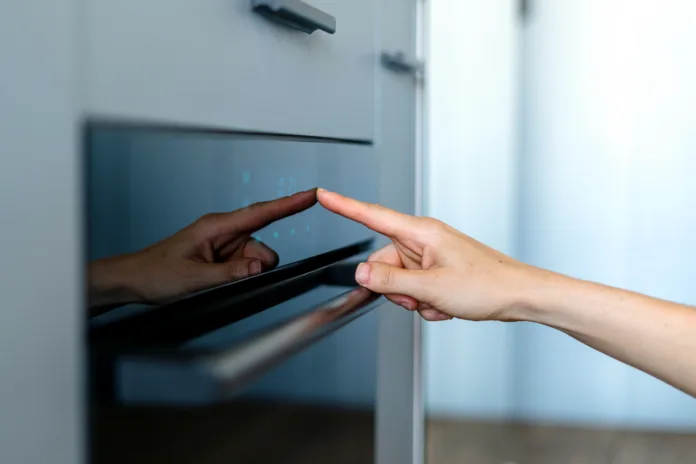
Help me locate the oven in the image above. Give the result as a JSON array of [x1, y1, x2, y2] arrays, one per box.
[[87, 126, 383, 464]]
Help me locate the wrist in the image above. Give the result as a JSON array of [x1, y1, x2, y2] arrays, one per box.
[[88, 253, 144, 309], [508, 265, 573, 324]]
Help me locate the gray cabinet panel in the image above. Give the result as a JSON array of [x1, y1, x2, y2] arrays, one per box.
[[86, 0, 376, 141], [0, 1, 82, 463]]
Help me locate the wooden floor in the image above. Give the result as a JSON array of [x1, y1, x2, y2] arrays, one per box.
[[92, 403, 696, 463], [428, 418, 696, 464]]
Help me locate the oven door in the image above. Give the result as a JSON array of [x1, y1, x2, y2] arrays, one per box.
[[87, 127, 381, 464]]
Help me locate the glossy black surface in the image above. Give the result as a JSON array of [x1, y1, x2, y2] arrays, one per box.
[[87, 128, 380, 463], [92, 288, 381, 405], [90, 240, 372, 347]]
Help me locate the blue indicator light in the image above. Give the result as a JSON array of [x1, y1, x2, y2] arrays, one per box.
[[273, 231, 279, 239], [290, 228, 295, 236]]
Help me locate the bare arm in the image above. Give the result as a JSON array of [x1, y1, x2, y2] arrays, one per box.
[[521, 269, 696, 396], [317, 188, 696, 397]]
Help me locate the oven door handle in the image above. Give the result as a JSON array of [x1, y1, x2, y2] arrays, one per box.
[[90, 240, 373, 347], [96, 287, 382, 405]]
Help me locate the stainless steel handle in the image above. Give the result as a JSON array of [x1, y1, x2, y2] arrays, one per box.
[[381, 51, 425, 76], [100, 287, 382, 405], [252, 0, 336, 34]]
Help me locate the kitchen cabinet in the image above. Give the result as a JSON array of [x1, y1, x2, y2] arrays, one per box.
[[86, 0, 377, 141], [0, 0, 423, 463]]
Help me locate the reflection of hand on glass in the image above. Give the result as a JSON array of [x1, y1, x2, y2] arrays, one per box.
[[88, 189, 317, 314]]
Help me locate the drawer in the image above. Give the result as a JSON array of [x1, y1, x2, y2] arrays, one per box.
[[85, 0, 376, 141]]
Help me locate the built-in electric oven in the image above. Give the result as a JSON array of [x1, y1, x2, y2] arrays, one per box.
[[87, 126, 382, 463]]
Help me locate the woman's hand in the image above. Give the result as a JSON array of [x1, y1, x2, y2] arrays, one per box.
[[317, 188, 532, 322], [89, 189, 317, 312], [319, 188, 696, 397]]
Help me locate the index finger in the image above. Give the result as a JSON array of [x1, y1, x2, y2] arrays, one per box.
[[210, 189, 318, 234], [317, 188, 418, 238]]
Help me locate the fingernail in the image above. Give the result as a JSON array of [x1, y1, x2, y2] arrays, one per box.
[[401, 301, 415, 311], [355, 262, 371, 285], [393, 297, 414, 311], [249, 260, 262, 275], [434, 313, 453, 321]]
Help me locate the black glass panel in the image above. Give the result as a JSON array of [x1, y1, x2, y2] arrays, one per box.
[[86, 126, 379, 464]]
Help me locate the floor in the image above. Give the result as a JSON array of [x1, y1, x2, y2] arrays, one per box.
[[427, 418, 696, 464], [92, 402, 374, 464], [92, 403, 696, 463]]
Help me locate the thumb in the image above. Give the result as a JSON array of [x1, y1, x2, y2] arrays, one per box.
[[355, 261, 433, 303], [194, 258, 263, 288]]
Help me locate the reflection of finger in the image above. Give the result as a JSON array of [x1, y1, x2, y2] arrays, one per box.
[[191, 258, 262, 290], [204, 189, 317, 236], [244, 239, 279, 268], [418, 308, 452, 322], [317, 189, 419, 239], [228, 258, 263, 280]]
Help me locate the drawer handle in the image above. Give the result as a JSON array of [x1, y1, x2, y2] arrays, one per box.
[[381, 51, 425, 76], [252, 0, 336, 34]]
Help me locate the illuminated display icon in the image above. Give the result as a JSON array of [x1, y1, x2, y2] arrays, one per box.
[[290, 228, 296, 236], [273, 231, 280, 239], [306, 224, 311, 233], [242, 170, 251, 184]]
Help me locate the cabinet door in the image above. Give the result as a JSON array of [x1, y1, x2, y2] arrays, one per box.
[[85, 0, 376, 141], [0, 1, 83, 463]]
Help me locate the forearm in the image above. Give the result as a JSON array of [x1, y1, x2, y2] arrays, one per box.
[[88, 254, 142, 315], [518, 268, 696, 397]]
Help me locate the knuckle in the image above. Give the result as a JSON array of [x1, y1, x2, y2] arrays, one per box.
[[228, 262, 248, 279], [197, 212, 218, 226], [379, 266, 394, 288], [420, 217, 446, 242], [192, 211, 230, 242], [421, 217, 444, 231], [193, 213, 218, 235], [248, 200, 266, 210]]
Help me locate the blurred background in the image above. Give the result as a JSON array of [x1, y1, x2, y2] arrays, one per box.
[[425, 0, 696, 462]]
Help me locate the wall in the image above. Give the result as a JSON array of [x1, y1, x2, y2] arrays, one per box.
[[425, 0, 520, 419], [427, 0, 696, 430], [518, 0, 696, 429]]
